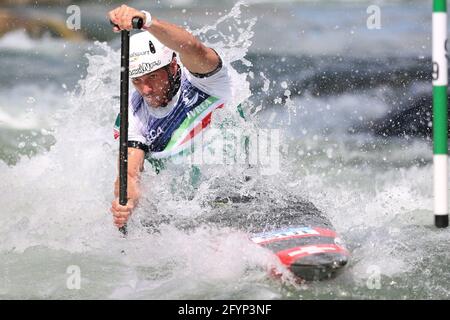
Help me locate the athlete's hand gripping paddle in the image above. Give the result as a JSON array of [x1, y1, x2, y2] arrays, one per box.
[[115, 17, 143, 235]]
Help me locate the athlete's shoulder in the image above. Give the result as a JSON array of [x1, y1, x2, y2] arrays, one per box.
[[181, 62, 231, 102]]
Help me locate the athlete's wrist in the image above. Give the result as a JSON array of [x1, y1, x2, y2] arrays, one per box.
[[141, 10, 152, 29]]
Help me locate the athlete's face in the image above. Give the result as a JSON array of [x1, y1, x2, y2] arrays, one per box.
[[131, 59, 177, 108]]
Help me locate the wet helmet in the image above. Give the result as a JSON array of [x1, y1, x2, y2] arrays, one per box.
[[129, 31, 175, 79]]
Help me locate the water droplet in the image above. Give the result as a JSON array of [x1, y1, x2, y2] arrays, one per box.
[[26, 97, 35, 104]]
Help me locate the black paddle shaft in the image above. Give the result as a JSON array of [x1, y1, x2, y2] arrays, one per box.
[[118, 17, 143, 236], [118, 29, 129, 231]]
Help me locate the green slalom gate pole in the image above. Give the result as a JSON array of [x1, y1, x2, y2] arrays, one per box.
[[433, 0, 449, 228]]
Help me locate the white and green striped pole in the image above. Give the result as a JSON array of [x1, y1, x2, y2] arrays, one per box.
[[433, 0, 449, 228]]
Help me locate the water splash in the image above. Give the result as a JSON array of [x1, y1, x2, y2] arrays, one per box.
[[0, 2, 296, 299]]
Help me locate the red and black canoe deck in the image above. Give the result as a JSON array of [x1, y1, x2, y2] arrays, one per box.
[[142, 191, 351, 281], [250, 226, 349, 281]]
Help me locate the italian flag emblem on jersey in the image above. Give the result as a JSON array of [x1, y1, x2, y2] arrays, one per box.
[[151, 96, 224, 159], [114, 96, 224, 159], [113, 115, 121, 140]]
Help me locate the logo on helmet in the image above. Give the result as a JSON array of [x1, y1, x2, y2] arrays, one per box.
[[130, 50, 150, 58], [149, 41, 156, 54], [129, 60, 162, 77]]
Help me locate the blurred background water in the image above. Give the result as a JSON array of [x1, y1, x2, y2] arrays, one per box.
[[0, 0, 449, 299]]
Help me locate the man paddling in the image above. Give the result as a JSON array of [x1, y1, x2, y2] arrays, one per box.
[[108, 5, 232, 228]]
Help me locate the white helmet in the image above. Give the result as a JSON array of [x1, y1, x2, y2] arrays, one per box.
[[129, 31, 175, 79]]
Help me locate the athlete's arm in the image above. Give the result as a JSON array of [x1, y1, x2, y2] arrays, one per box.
[[108, 5, 221, 75], [110, 147, 145, 228]]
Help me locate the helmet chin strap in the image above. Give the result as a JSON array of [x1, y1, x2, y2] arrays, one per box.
[[160, 65, 181, 107]]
